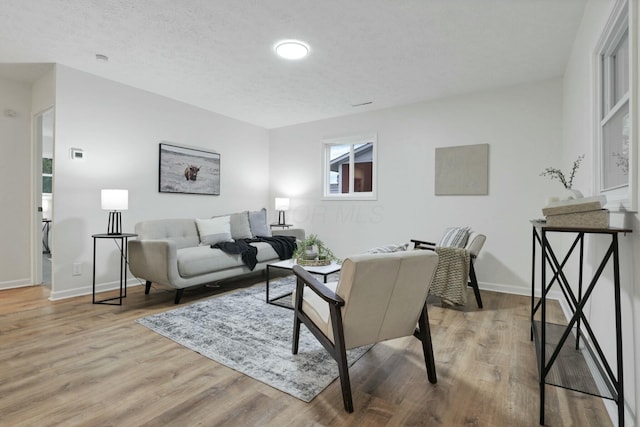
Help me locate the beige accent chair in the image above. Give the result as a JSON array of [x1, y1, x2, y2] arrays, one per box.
[[411, 231, 486, 308], [292, 250, 440, 412]]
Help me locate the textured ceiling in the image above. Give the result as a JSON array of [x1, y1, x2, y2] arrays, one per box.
[[0, 0, 587, 129]]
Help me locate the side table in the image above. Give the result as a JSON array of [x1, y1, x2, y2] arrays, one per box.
[[530, 221, 631, 426], [42, 219, 52, 254], [92, 233, 137, 305], [270, 223, 293, 229]]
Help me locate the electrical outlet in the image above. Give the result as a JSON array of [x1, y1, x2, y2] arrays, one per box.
[[72, 263, 82, 276]]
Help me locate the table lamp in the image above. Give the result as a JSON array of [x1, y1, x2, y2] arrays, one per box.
[[101, 189, 128, 235], [275, 197, 290, 225]]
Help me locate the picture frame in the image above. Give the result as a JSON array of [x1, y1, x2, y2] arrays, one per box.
[[434, 143, 489, 195], [159, 142, 220, 195]]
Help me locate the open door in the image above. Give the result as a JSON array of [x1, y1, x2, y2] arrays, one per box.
[[32, 107, 54, 287]]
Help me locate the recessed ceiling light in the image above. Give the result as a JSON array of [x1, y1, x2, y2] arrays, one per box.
[[274, 40, 309, 60], [95, 53, 109, 62]]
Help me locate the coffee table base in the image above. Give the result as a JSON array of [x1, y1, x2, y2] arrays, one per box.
[[266, 259, 341, 310]]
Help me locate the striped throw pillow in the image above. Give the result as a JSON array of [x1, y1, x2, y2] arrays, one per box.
[[438, 226, 471, 248], [365, 243, 409, 254]]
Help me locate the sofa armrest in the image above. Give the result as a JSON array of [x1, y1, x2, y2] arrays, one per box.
[[128, 239, 180, 288], [272, 228, 305, 243]]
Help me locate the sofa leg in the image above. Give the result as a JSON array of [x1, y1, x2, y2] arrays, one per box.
[[174, 289, 184, 304], [145, 281, 152, 295]]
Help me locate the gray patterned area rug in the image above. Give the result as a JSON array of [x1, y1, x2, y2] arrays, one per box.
[[136, 275, 371, 402]]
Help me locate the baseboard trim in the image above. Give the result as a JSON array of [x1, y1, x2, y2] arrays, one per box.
[[478, 281, 563, 301], [0, 278, 32, 290], [48, 279, 142, 301]]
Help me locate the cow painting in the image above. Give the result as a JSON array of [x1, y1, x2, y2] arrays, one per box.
[[184, 165, 200, 181]]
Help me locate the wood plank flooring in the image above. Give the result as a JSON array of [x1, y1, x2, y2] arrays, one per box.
[[0, 278, 613, 426]]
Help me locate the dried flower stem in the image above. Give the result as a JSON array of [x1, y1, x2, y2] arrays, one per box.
[[539, 154, 584, 189]]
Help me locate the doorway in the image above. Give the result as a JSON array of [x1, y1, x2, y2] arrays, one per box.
[[33, 107, 54, 287]]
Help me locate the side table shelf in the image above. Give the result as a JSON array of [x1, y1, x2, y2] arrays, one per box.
[[530, 221, 631, 426], [92, 233, 137, 305], [531, 320, 615, 399]]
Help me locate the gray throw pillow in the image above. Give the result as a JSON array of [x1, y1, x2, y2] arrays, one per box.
[[229, 211, 253, 240], [249, 208, 271, 237]]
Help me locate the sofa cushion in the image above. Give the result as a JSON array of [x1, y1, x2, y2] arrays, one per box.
[[249, 208, 272, 237], [252, 242, 279, 262], [177, 246, 245, 277], [176, 242, 279, 277], [196, 217, 233, 245], [229, 211, 253, 239], [134, 218, 200, 249]]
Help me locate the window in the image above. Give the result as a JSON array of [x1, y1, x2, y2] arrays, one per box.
[[323, 133, 377, 199], [595, 0, 637, 211]]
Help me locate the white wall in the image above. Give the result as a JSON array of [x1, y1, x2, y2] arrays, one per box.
[[0, 77, 32, 289], [563, 1, 639, 425], [269, 78, 564, 294], [50, 65, 270, 299]]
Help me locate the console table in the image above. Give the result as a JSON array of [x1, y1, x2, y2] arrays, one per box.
[[92, 233, 137, 305], [42, 219, 52, 254], [530, 221, 630, 426]]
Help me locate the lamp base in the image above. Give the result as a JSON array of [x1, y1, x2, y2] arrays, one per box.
[[107, 211, 122, 235], [277, 211, 286, 226]]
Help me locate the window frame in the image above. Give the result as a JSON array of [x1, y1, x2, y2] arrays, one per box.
[[594, 0, 637, 211], [322, 132, 378, 200]]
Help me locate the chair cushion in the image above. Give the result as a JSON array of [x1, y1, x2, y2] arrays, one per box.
[[297, 281, 338, 342], [438, 226, 471, 248], [466, 232, 486, 258], [337, 251, 439, 349]]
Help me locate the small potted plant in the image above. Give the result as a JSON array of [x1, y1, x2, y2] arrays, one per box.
[[293, 234, 339, 266]]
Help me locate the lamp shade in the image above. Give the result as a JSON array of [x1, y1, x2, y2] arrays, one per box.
[[275, 197, 290, 211], [101, 189, 128, 211]]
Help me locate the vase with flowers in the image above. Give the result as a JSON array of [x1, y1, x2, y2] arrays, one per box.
[[539, 154, 585, 201]]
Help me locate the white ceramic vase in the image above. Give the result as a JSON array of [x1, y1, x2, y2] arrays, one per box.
[[561, 188, 583, 200]]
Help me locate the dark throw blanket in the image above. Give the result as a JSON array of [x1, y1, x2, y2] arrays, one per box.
[[213, 235, 297, 270], [213, 240, 259, 270]]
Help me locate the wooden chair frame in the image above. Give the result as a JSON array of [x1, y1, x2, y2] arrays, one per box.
[[292, 265, 437, 413]]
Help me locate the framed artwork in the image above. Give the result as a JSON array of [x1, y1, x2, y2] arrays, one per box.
[[434, 143, 489, 195], [159, 142, 220, 195]]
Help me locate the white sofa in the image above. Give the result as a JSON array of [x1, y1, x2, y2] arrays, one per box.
[[128, 213, 304, 303]]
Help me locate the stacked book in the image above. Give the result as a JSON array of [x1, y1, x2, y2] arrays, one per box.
[[542, 196, 608, 228]]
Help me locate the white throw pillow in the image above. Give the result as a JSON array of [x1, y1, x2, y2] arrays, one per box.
[[196, 216, 233, 245]]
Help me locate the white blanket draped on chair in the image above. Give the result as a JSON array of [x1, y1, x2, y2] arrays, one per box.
[[430, 246, 470, 305]]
